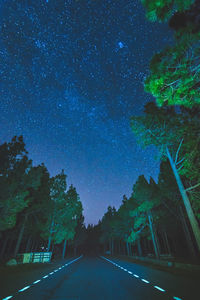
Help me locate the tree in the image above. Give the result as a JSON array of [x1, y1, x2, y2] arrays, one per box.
[[116, 195, 138, 256], [13, 164, 51, 256], [39, 170, 66, 251], [100, 206, 117, 255], [0, 136, 42, 232], [61, 185, 83, 259], [141, 0, 194, 22], [144, 29, 200, 107], [72, 214, 87, 256], [131, 102, 200, 252], [128, 175, 160, 259], [158, 160, 197, 257]]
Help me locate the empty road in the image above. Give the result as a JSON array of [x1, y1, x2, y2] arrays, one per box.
[[1, 256, 199, 300]]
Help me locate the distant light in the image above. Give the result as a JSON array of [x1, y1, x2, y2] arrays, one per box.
[[133, 274, 139, 278], [2, 297, 13, 300], [173, 297, 182, 300], [154, 286, 165, 292]]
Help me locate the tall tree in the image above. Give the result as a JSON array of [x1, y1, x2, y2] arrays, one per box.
[[131, 103, 200, 252], [0, 136, 42, 232], [61, 185, 83, 259], [128, 175, 160, 259], [41, 170, 67, 251], [13, 164, 50, 256]]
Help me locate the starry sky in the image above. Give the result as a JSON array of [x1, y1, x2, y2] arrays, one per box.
[[0, 0, 173, 225]]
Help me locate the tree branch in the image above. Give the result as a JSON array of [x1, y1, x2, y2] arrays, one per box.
[[175, 138, 184, 165], [176, 156, 185, 165], [185, 183, 200, 192]]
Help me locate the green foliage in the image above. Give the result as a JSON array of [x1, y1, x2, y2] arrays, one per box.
[[128, 176, 160, 243], [144, 30, 200, 107], [41, 177, 82, 245], [0, 136, 42, 231], [73, 214, 87, 248], [131, 102, 183, 152], [141, 0, 194, 22], [131, 102, 200, 184], [100, 206, 117, 243]]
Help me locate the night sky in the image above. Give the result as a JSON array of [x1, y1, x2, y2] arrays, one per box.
[[0, 0, 173, 225]]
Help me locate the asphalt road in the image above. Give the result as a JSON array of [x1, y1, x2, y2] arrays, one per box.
[[2, 255, 199, 300]]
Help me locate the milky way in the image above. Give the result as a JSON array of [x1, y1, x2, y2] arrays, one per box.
[[0, 0, 172, 224]]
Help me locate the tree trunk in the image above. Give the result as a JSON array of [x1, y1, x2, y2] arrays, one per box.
[[111, 238, 114, 255], [31, 239, 35, 252], [137, 238, 142, 257], [129, 243, 132, 256], [179, 205, 197, 258], [0, 235, 9, 258], [148, 212, 160, 259], [163, 230, 171, 255], [109, 239, 112, 254], [166, 147, 200, 253], [51, 243, 54, 253], [25, 237, 32, 253], [14, 214, 27, 257], [62, 239, 67, 259], [34, 240, 39, 252], [47, 218, 54, 252], [126, 241, 130, 256]]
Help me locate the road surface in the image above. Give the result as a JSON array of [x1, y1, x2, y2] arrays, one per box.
[[1, 255, 199, 300]]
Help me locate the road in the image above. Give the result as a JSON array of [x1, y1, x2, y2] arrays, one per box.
[[2, 255, 199, 300]]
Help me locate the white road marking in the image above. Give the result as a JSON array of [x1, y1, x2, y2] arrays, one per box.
[[19, 286, 30, 292], [154, 286, 165, 292], [141, 279, 149, 283], [33, 279, 41, 284], [3, 255, 83, 300], [100, 256, 183, 300]]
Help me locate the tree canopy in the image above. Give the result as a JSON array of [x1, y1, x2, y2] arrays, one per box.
[[141, 0, 195, 22]]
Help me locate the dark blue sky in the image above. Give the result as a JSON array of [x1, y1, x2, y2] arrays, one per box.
[[0, 0, 173, 224]]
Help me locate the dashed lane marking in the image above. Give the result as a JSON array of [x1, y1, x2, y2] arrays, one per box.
[[18, 286, 30, 292], [100, 256, 183, 300], [33, 279, 41, 284], [2, 255, 83, 300], [154, 286, 165, 292]]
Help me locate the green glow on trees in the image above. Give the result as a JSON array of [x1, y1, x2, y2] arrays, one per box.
[[141, 0, 194, 22], [144, 29, 200, 107]]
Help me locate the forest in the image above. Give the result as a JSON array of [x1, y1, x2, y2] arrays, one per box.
[[95, 0, 200, 261], [0, 0, 200, 263], [0, 136, 84, 260]]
